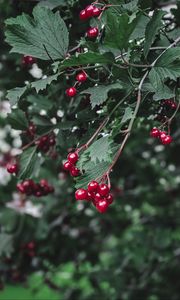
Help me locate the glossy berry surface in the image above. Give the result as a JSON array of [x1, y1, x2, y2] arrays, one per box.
[[66, 87, 77, 97], [161, 135, 172, 145], [93, 7, 101, 17], [86, 5, 94, 17], [22, 55, 36, 65], [79, 9, 88, 20], [67, 152, 79, 164], [75, 189, 88, 200], [96, 199, 109, 213], [106, 194, 114, 205], [63, 161, 73, 171], [7, 163, 18, 174], [87, 27, 99, 38], [76, 71, 87, 82], [150, 127, 160, 138], [98, 183, 110, 197], [70, 167, 80, 177], [88, 181, 99, 193], [159, 131, 167, 141]]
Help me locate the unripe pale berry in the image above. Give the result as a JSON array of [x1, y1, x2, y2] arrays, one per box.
[[87, 27, 99, 38], [98, 183, 110, 197], [75, 189, 88, 200], [67, 152, 79, 164], [96, 199, 109, 213], [66, 87, 77, 97]]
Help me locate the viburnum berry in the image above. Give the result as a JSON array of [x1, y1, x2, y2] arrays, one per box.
[[88, 180, 99, 193], [150, 127, 160, 138], [161, 134, 172, 145], [106, 194, 114, 205], [96, 199, 109, 213], [67, 152, 79, 164], [98, 183, 110, 197], [6, 163, 18, 174], [22, 55, 36, 65], [76, 71, 87, 83], [94, 192, 103, 203], [70, 166, 80, 177], [86, 5, 94, 17], [17, 183, 25, 194], [93, 7, 101, 17], [63, 161, 73, 171], [66, 87, 77, 97], [17, 179, 54, 197], [87, 27, 99, 38], [75, 189, 88, 200], [159, 131, 167, 141], [79, 9, 88, 20]]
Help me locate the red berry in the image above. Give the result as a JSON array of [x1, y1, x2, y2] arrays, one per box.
[[27, 242, 35, 250], [93, 7, 101, 17], [66, 87, 77, 97], [87, 27, 99, 38], [171, 102, 177, 110], [63, 161, 73, 171], [159, 131, 167, 141], [87, 192, 94, 201], [17, 183, 25, 194], [98, 184, 110, 197], [67, 152, 79, 164], [79, 9, 88, 20], [161, 135, 172, 145], [106, 194, 114, 205], [94, 192, 103, 203], [75, 189, 88, 200], [49, 138, 56, 146], [39, 179, 49, 187], [85, 5, 94, 17], [150, 127, 160, 138], [76, 71, 87, 83], [88, 180, 99, 193], [96, 199, 109, 213], [22, 55, 36, 65], [70, 167, 80, 177], [7, 163, 18, 174]]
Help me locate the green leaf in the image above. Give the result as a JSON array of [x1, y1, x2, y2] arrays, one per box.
[[75, 161, 110, 189], [104, 11, 139, 50], [144, 10, 165, 57], [37, 0, 66, 9], [82, 82, 123, 108], [27, 95, 54, 111], [61, 52, 114, 69], [130, 15, 149, 40], [121, 107, 133, 124], [7, 109, 28, 130], [156, 48, 180, 66], [6, 86, 27, 106], [31, 74, 59, 93], [18, 146, 39, 180], [5, 6, 69, 60], [85, 136, 113, 163], [0, 234, 13, 257]]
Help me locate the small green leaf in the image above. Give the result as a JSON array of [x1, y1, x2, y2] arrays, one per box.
[[7, 109, 28, 130], [18, 146, 39, 180], [86, 136, 113, 163], [121, 107, 133, 124], [6, 86, 27, 106], [5, 6, 69, 60], [31, 74, 59, 93], [82, 82, 123, 108], [144, 10, 165, 57], [0, 234, 13, 257]]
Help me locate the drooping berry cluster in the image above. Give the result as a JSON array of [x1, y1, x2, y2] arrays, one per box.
[[79, 4, 101, 21], [35, 133, 56, 153], [26, 122, 36, 138], [162, 99, 177, 110], [155, 99, 178, 122], [6, 163, 19, 175], [22, 55, 36, 66], [17, 179, 54, 197], [75, 181, 114, 213], [63, 152, 80, 177], [150, 128, 173, 145]]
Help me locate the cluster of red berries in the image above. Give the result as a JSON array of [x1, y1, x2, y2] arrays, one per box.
[[35, 134, 56, 153], [150, 127, 173, 145], [17, 179, 54, 197], [162, 99, 177, 110], [6, 162, 19, 175], [21, 241, 36, 257], [22, 55, 36, 66], [63, 152, 80, 177], [26, 122, 36, 138], [75, 181, 114, 213], [79, 5, 100, 39]]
